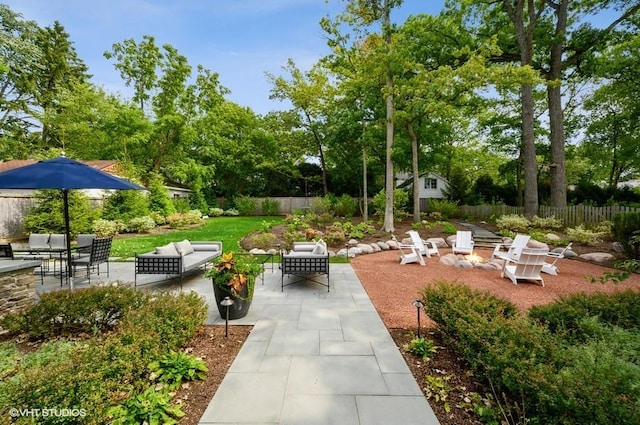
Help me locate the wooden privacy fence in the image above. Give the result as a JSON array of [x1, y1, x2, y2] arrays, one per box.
[[456, 204, 640, 227]]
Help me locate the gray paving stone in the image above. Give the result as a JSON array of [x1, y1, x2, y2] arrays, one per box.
[[356, 395, 440, 425], [199, 372, 287, 423], [259, 355, 292, 373], [228, 341, 268, 373], [320, 341, 373, 356], [280, 395, 359, 425], [287, 356, 388, 395], [266, 328, 320, 356], [340, 311, 393, 342], [319, 329, 344, 342], [382, 373, 424, 396], [298, 307, 341, 330], [371, 340, 411, 373]]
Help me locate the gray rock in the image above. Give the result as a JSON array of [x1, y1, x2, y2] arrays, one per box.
[[348, 239, 359, 246], [377, 241, 390, 250], [580, 252, 614, 262], [445, 235, 456, 246], [545, 233, 561, 241], [439, 254, 458, 266], [612, 241, 625, 253], [456, 260, 474, 269], [386, 240, 400, 249], [249, 248, 267, 254], [357, 243, 374, 254], [527, 240, 549, 250], [428, 237, 448, 248], [370, 243, 382, 252]]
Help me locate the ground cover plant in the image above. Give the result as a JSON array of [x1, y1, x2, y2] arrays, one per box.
[[0, 286, 208, 424]]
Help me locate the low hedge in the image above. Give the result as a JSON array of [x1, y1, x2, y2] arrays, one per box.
[[0, 285, 146, 340], [421, 281, 640, 424], [0, 287, 208, 424]]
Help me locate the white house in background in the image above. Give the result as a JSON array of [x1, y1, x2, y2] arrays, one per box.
[[617, 179, 640, 189], [395, 171, 449, 199]]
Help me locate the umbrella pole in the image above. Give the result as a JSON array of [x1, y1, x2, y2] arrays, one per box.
[[63, 190, 74, 290]]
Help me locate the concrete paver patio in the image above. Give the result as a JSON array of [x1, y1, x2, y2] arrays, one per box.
[[35, 261, 440, 425]]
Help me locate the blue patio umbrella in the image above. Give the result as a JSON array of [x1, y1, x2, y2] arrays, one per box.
[[0, 154, 145, 288]]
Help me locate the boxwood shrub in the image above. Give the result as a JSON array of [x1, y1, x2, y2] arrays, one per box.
[[421, 281, 640, 424]]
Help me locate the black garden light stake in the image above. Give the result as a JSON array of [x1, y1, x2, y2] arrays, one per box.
[[221, 296, 235, 337], [412, 299, 425, 338]]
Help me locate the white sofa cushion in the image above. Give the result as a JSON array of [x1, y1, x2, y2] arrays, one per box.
[[174, 239, 194, 256], [312, 239, 327, 255], [156, 243, 179, 256]]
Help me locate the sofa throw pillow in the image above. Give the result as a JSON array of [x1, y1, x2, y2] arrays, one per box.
[[156, 243, 179, 256], [174, 239, 194, 256], [312, 239, 327, 255]]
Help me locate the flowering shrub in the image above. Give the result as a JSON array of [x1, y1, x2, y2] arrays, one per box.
[[566, 224, 606, 246], [127, 216, 156, 233], [496, 214, 530, 232], [208, 207, 224, 217], [92, 219, 125, 237], [530, 215, 563, 230]]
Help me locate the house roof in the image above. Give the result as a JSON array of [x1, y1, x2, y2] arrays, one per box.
[[0, 159, 119, 173], [396, 171, 449, 189], [0, 159, 191, 192]]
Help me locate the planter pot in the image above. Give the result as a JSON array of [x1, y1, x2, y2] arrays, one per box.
[[212, 280, 252, 320]]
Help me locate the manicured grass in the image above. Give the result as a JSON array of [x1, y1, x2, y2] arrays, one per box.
[[110, 216, 283, 259]]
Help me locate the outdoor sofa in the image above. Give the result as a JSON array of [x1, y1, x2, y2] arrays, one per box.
[[134, 240, 222, 289], [280, 240, 330, 292]]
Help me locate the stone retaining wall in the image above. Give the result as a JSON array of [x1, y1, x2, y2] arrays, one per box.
[[0, 267, 36, 317]]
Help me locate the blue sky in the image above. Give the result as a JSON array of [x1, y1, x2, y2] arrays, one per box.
[[3, 0, 445, 115]]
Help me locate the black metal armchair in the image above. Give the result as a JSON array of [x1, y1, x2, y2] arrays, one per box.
[[71, 237, 113, 283]]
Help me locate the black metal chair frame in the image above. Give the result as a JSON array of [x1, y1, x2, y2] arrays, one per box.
[[3, 243, 47, 285], [71, 237, 112, 283], [280, 253, 330, 292]]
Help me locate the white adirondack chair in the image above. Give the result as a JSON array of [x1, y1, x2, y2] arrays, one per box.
[[492, 234, 531, 261], [407, 230, 440, 258], [392, 235, 425, 266], [501, 247, 548, 286], [452, 231, 474, 255], [541, 242, 573, 275]]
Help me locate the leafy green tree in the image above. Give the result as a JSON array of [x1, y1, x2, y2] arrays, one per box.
[[102, 190, 149, 222], [442, 167, 470, 205], [146, 172, 175, 217], [0, 5, 44, 156], [22, 190, 96, 237], [267, 60, 332, 195], [33, 21, 89, 149], [332, 0, 405, 232]]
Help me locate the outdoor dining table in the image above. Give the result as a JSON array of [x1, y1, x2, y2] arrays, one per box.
[[11, 243, 70, 286]]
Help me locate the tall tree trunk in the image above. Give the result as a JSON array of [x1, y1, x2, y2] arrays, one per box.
[[362, 143, 369, 220], [503, 0, 539, 218], [305, 112, 329, 195], [522, 84, 539, 217], [407, 121, 421, 222], [547, 0, 568, 207], [382, 0, 395, 233]]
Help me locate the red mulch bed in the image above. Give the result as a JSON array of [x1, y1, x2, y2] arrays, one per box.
[[351, 247, 640, 329]]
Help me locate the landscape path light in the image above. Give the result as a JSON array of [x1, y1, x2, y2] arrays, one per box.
[[412, 299, 425, 338], [220, 296, 235, 337]]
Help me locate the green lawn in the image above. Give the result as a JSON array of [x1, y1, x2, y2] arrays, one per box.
[[110, 216, 283, 259]]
